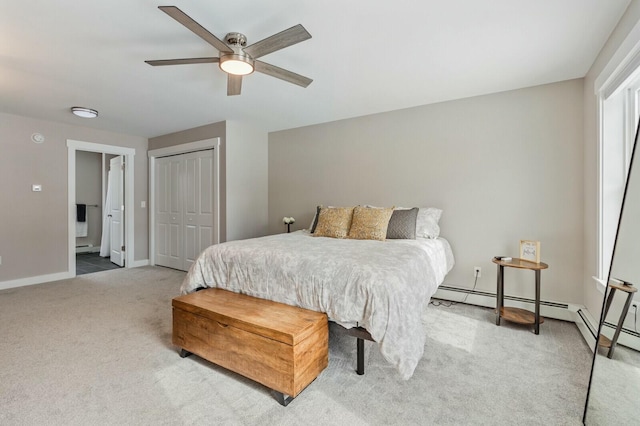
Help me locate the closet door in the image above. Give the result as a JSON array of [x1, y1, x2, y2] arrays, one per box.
[[155, 150, 214, 271], [155, 156, 183, 270], [183, 150, 214, 271]]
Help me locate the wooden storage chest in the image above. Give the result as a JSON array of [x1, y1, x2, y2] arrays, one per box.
[[172, 288, 328, 403]]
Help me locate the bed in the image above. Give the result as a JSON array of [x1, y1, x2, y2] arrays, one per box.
[[180, 227, 454, 380]]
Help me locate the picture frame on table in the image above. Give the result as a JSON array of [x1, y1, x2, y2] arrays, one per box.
[[519, 240, 540, 263]]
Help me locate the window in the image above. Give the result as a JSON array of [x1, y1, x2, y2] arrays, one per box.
[[598, 72, 640, 286]]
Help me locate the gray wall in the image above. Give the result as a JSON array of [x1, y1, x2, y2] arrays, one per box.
[[0, 112, 148, 282], [75, 150, 102, 249], [149, 120, 227, 242], [148, 120, 269, 242], [269, 79, 584, 305], [226, 120, 269, 240]]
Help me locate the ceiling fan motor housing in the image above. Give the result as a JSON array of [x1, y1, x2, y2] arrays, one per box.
[[224, 32, 247, 47], [218, 32, 255, 75]]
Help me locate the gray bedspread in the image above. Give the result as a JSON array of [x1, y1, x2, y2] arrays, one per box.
[[180, 231, 454, 379]]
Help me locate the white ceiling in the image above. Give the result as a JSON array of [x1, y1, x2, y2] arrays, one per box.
[[0, 0, 631, 138]]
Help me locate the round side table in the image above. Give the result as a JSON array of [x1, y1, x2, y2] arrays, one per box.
[[492, 257, 549, 335]]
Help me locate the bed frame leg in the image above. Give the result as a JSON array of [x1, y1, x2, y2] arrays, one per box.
[[273, 391, 294, 407], [356, 338, 365, 375], [179, 349, 192, 358]]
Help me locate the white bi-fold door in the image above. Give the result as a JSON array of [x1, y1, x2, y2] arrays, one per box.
[[154, 150, 214, 271]]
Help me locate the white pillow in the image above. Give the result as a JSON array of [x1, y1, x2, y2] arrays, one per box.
[[415, 207, 442, 239], [395, 206, 442, 239]]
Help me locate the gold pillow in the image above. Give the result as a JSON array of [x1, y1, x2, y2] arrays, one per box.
[[313, 207, 354, 239], [348, 206, 394, 241]]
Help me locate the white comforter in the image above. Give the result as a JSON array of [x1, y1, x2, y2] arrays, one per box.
[[180, 231, 454, 379]]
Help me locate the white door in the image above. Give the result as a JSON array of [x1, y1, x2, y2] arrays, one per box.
[[155, 155, 183, 269], [109, 156, 125, 267], [155, 150, 213, 271], [184, 150, 214, 270]]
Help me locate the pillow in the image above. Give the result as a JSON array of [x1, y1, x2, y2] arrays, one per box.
[[386, 207, 418, 239], [348, 206, 394, 241], [415, 207, 442, 239], [308, 205, 323, 233], [313, 207, 354, 238]]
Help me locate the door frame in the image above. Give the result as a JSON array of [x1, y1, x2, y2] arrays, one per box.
[[67, 139, 136, 275], [148, 138, 220, 266]]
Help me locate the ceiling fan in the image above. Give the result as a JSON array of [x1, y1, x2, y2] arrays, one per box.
[[145, 6, 313, 96]]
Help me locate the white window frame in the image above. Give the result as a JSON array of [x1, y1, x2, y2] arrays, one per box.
[[625, 83, 640, 172], [594, 22, 640, 292]]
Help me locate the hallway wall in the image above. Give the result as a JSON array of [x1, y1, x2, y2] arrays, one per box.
[[75, 151, 102, 252]]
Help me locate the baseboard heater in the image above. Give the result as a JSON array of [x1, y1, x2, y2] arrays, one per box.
[[577, 307, 640, 340], [437, 284, 569, 310], [577, 308, 597, 338], [438, 285, 640, 350]]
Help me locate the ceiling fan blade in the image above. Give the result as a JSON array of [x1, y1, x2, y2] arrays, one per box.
[[243, 24, 311, 59], [254, 60, 313, 88], [145, 57, 220, 66], [158, 6, 232, 53], [227, 74, 242, 96]]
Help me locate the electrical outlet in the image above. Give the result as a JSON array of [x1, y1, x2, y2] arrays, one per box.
[[474, 266, 481, 278]]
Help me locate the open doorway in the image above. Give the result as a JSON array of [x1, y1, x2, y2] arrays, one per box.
[[75, 152, 126, 275], [67, 140, 136, 277]]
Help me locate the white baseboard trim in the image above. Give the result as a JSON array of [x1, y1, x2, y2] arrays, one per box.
[[573, 307, 598, 350], [434, 285, 574, 321], [75, 245, 100, 254], [1, 277, 638, 353], [435, 285, 640, 353], [0, 259, 150, 291], [0, 271, 74, 291], [571, 306, 640, 352]]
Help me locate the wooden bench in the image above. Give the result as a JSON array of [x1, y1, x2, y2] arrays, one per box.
[[172, 288, 329, 406]]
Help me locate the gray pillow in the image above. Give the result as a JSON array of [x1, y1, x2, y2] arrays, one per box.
[[386, 208, 418, 239]]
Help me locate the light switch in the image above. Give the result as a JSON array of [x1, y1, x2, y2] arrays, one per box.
[[32, 184, 42, 192], [141, 201, 146, 208]]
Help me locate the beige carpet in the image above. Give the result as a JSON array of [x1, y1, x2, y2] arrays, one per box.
[[584, 344, 640, 424], [0, 266, 592, 425]]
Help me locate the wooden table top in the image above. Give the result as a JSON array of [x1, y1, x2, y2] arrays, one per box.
[[492, 257, 548, 270], [609, 282, 638, 293]]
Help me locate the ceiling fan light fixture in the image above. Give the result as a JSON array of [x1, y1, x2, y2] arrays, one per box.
[[71, 107, 99, 118], [219, 54, 254, 76]]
